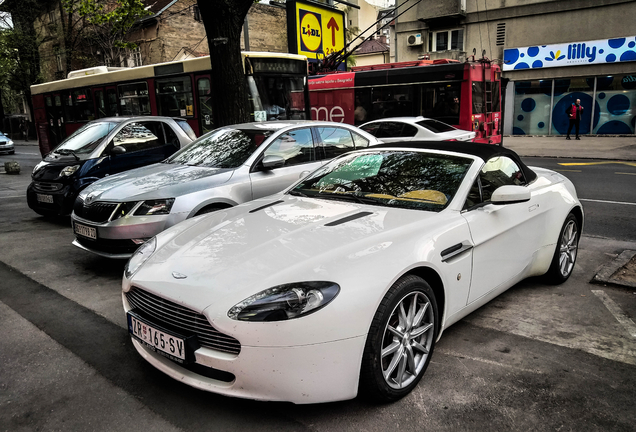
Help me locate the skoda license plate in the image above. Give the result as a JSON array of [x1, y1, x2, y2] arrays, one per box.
[[74, 222, 96, 240]]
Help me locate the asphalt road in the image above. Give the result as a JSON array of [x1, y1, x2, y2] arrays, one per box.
[[1, 148, 635, 431]]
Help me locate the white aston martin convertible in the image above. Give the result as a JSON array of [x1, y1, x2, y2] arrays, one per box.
[[122, 141, 583, 404]]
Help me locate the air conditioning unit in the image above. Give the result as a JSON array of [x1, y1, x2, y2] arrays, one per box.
[[407, 33, 423, 47]]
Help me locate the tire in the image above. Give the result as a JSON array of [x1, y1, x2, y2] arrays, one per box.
[[543, 213, 580, 285], [359, 275, 438, 402]]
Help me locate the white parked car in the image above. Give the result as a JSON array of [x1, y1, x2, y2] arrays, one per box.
[[122, 141, 582, 404], [360, 116, 476, 143], [71, 121, 381, 258]]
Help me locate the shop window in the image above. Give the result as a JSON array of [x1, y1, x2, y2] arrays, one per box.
[[593, 75, 635, 134], [551, 77, 594, 136], [512, 80, 553, 135]]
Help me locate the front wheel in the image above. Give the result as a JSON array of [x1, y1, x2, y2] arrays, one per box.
[[543, 213, 580, 284], [359, 275, 438, 402]]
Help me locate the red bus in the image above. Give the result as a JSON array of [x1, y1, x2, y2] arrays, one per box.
[[30, 52, 310, 155], [309, 59, 502, 144]]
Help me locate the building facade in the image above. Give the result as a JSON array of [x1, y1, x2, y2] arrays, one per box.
[[36, 1, 289, 83], [393, 0, 636, 135]]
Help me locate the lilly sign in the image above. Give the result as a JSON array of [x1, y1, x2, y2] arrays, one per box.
[[503, 36, 636, 71]]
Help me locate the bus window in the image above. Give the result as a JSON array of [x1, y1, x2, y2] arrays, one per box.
[[118, 82, 150, 116], [472, 82, 484, 114], [197, 77, 213, 134], [156, 76, 194, 118], [107, 88, 118, 116], [369, 85, 413, 120], [95, 90, 107, 118], [69, 88, 94, 121]]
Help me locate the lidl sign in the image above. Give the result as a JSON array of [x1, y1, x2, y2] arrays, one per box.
[[287, 0, 346, 60]]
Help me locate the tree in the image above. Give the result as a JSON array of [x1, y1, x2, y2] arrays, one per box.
[[70, 0, 151, 67], [0, 0, 47, 126], [197, 0, 254, 127]]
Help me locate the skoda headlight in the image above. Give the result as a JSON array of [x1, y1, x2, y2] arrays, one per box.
[[60, 165, 80, 177], [134, 199, 175, 216], [124, 237, 157, 279], [228, 281, 340, 321]]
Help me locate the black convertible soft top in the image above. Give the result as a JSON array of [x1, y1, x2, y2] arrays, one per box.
[[370, 140, 537, 183]]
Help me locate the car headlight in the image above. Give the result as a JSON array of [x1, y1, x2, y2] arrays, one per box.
[[228, 281, 340, 321], [124, 237, 157, 279], [134, 199, 175, 216], [8, 140, 13, 145], [60, 165, 80, 177]]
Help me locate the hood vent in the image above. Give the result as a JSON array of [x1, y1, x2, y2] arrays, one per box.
[[325, 211, 373, 227], [249, 200, 284, 213]]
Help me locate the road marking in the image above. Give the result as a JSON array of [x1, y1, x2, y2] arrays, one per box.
[[555, 169, 582, 172], [616, 172, 636, 176], [580, 198, 636, 206], [436, 349, 543, 374], [0, 195, 24, 199], [591, 290, 636, 338], [558, 161, 636, 167]]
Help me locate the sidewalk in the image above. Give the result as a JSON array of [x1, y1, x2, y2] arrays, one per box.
[[502, 135, 636, 161], [10, 135, 636, 160]]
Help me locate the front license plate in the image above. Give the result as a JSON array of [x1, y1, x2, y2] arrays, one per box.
[[36, 193, 54, 204], [128, 313, 187, 362], [74, 222, 96, 240]]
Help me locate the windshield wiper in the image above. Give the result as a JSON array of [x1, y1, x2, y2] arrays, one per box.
[[288, 190, 308, 197], [316, 191, 387, 206], [56, 149, 80, 161]]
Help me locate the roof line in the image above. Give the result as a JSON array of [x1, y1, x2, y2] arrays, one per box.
[[139, 0, 180, 22]]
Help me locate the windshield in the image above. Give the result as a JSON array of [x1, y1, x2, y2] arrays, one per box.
[[54, 121, 118, 155], [247, 75, 307, 121], [290, 151, 472, 212], [166, 128, 272, 168]]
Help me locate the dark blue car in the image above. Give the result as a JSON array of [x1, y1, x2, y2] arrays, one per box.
[[27, 116, 195, 216]]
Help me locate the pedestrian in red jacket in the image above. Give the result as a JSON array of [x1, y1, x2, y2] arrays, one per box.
[[566, 99, 584, 140]]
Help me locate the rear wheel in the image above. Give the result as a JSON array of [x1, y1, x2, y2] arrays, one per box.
[[359, 275, 438, 402], [543, 213, 579, 284]]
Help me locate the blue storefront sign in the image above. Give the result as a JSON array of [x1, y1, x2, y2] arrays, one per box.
[[503, 36, 636, 71]]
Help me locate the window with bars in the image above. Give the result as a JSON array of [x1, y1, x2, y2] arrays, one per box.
[[128, 46, 142, 67], [496, 23, 506, 46]]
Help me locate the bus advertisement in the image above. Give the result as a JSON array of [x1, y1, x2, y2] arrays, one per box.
[[309, 59, 502, 144], [30, 52, 310, 155]]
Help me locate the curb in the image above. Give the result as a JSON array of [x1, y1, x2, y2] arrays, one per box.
[[591, 250, 636, 289]]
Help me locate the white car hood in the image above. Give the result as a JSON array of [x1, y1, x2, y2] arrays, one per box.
[[83, 163, 234, 202], [133, 196, 444, 313]]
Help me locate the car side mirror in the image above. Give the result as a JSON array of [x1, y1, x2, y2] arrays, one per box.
[[490, 185, 531, 205], [262, 155, 285, 170], [110, 145, 127, 155]]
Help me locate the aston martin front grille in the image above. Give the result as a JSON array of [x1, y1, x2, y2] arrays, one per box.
[[74, 198, 118, 223], [126, 288, 241, 355]]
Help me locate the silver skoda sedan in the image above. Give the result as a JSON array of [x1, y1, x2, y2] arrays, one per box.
[[71, 120, 382, 258]]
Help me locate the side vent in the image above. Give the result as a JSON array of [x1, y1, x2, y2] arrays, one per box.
[[324, 211, 373, 227], [249, 200, 284, 213]]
